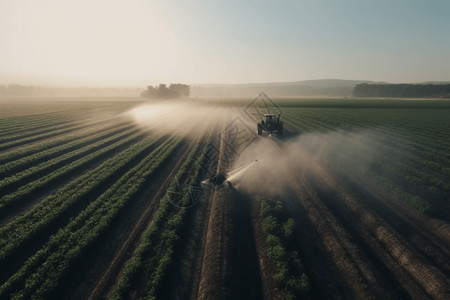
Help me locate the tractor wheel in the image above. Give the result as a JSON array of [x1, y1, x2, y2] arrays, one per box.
[[278, 125, 283, 135]]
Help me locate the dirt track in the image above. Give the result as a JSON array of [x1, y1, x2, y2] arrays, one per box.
[[195, 118, 262, 300]]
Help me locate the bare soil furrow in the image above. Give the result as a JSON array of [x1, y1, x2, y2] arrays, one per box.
[[290, 176, 380, 300], [306, 161, 450, 300]]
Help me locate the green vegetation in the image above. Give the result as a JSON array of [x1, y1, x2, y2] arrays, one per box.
[[354, 83, 450, 98], [1, 97, 449, 298], [280, 101, 450, 217], [112, 144, 207, 299], [0, 132, 158, 263], [259, 197, 310, 299], [0, 135, 181, 299], [0, 122, 132, 176], [0, 125, 139, 194]]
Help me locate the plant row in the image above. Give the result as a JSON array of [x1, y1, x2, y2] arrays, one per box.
[[0, 119, 81, 145], [0, 119, 131, 165], [112, 143, 207, 300], [0, 122, 133, 177], [0, 132, 159, 264], [285, 107, 449, 139], [283, 108, 449, 212], [286, 108, 450, 153], [0, 136, 182, 299], [0, 125, 139, 193], [0, 128, 144, 214], [0, 114, 71, 136], [259, 197, 310, 299], [0, 118, 114, 152]]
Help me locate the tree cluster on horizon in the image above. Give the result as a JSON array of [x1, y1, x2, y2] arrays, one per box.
[[354, 83, 450, 98], [141, 83, 190, 99]]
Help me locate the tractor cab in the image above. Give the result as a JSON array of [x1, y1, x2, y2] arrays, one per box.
[[258, 114, 283, 135], [264, 114, 278, 124]]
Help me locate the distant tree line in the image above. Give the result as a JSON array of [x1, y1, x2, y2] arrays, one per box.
[[354, 83, 450, 98], [141, 83, 190, 99]]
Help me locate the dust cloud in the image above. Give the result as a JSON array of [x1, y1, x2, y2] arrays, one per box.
[[125, 101, 385, 198], [125, 100, 236, 138], [230, 129, 385, 197]]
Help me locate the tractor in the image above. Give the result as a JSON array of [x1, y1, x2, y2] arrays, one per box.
[[257, 114, 283, 136]]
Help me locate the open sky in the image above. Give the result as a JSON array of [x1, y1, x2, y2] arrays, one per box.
[[1, 0, 450, 86]]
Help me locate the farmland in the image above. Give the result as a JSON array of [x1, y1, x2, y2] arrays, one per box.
[[1, 96, 450, 299]]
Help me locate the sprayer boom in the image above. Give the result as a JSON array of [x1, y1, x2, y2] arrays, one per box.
[[202, 160, 258, 186]]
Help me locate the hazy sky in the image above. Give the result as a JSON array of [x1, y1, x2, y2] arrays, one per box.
[[1, 0, 450, 86]]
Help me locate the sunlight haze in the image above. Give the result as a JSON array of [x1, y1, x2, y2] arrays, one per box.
[[1, 0, 450, 86]]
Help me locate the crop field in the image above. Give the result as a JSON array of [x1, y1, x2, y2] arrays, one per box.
[[1, 96, 450, 299]]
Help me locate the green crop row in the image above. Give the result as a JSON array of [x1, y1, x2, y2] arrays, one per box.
[[287, 109, 448, 156], [380, 160, 450, 191], [0, 119, 131, 165], [0, 136, 182, 299], [0, 126, 138, 192], [283, 112, 329, 132], [372, 160, 449, 207], [0, 133, 157, 264], [285, 106, 449, 132], [0, 124, 137, 191], [0, 120, 80, 145], [372, 125, 450, 162], [292, 119, 450, 189], [368, 133, 450, 178], [282, 113, 322, 132], [0, 118, 111, 152], [0, 128, 143, 212], [283, 107, 449, 214], [370, 174, 429, 213], [0, 122, 133, 177], [0, 114, 71, 136], [0, 120, 69, 138], [112, 143, 207, 300], [285, 107, 450, 145], [259, 197, 310, 299]]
